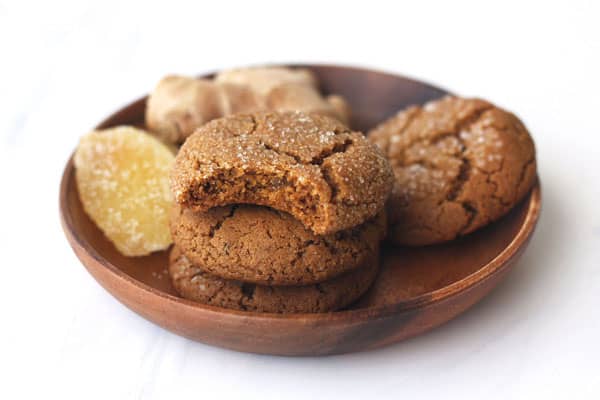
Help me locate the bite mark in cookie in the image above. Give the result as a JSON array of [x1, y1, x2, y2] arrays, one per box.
[[172, 111, 394, 234]]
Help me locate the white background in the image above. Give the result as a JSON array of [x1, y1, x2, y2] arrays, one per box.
[[1, 1, 599, 398]]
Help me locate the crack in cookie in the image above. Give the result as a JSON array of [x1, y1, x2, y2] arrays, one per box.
[[172, 111, 393, 234], [168, 246, 380, 313], [170, 204, 387, 286], [369, 96, 536, 246]]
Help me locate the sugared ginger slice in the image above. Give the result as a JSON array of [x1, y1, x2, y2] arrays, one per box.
[[74, 126, 174, 256]]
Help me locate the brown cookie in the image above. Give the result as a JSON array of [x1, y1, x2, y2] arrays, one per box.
[[169, 246, 380, 313], [170, 204, 386, 285], [369, 96, 536, 246], [171, 111, 394, 235]]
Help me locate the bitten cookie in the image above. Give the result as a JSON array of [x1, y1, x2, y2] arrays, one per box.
[[369, 96, 536, 246], [172, 111, 394, 235], [169, 246, 380, 313], [171, 204, 386, 285]]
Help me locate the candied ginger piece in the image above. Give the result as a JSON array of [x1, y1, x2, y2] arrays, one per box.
[[74, 126, 174, 256]]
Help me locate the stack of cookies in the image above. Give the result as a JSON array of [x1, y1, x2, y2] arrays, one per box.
[[168, 111, 394, 313]]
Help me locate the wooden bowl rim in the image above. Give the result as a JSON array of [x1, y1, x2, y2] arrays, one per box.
[[60, 64, 541, 324]]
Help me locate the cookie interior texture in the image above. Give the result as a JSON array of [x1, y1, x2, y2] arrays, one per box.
[[169, 246, 380, 313], [170, 204, 386, 286], [369, 96, 536, 246], [171, 111, 393, 235]]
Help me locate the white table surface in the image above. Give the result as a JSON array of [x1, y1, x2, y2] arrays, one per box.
[[1, 1, 599, 398]]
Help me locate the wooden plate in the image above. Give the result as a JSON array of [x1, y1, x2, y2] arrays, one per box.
[[59, 65, 541, 356]]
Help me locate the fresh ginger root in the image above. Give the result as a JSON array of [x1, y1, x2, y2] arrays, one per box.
[[145, 76, 248, 145], [145, 67, 350, 144], [264, 83, 351, 124], [214, 67, 318, 96]]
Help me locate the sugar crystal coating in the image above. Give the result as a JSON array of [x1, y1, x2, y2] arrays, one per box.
[[368, 96, 537, 245], [74, 126, 174, 256], [171, 111, 394, 234]]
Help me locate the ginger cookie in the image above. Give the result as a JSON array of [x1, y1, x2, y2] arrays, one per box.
[[171, 111, 394, 235], [369, 96, 536, 246], [169, 246, 380, 313], [171, 204, 386, 285]]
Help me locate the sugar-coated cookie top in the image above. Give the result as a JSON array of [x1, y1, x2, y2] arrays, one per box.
[[369, 96, 536, 246], [172, 111, 393, 234]]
